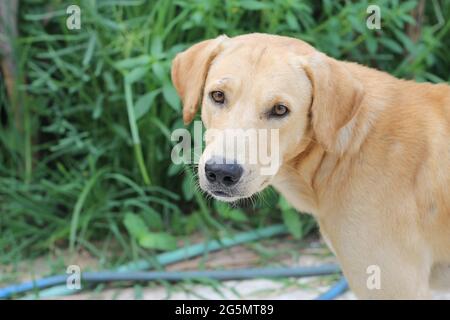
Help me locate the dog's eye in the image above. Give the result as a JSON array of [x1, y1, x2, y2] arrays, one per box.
[[269, 104, 289, 117], [210, 91, 225, 104]]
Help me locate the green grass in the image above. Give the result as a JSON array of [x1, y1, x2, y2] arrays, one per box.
[[0, 0, 449, 270]]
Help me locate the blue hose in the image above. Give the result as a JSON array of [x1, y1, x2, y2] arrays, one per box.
[[0, 275, 67, 299], [315, 277, 349, 300], [0, 265, 342, 299]]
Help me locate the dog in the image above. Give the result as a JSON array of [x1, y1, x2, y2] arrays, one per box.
[[171, 33, 450, 299]]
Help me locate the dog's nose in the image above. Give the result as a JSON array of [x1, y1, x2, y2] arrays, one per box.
[[205, 157, 243, 187]]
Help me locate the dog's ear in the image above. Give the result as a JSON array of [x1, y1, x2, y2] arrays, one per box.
[[171, 35, 228, 124], [302, 53, 365, 154]]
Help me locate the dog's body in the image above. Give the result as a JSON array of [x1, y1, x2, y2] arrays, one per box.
[[171, 33, 450, 299], [272, 58, 450, 299]]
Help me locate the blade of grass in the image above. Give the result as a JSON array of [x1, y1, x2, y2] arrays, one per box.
[[69, 169, 107, 253], [124, 80, 151, 185]]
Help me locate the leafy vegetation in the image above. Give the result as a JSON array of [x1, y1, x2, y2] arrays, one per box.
[[1, 0, 449, 268]]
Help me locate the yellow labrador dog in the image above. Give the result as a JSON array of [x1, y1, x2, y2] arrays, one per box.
[[171, 33, 450, 299]]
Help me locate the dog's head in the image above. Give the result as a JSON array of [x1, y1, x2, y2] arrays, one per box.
[[171, 33, 364, 202]]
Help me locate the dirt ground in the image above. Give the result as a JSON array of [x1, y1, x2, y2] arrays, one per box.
[[60, 236, 349, 300], [2, 235, 450, 300]]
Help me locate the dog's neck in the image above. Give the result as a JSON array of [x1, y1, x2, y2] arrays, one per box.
[[271, 140, 339, 216]]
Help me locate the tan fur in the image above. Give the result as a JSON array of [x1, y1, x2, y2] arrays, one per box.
[[171, 33, 450, 299]]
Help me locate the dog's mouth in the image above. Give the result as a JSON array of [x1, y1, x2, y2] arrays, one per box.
[[205, 188, 243, 202], [209, 189, 242, 200], [211, 190, 232, 197], [206, 178, 271, 201]]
